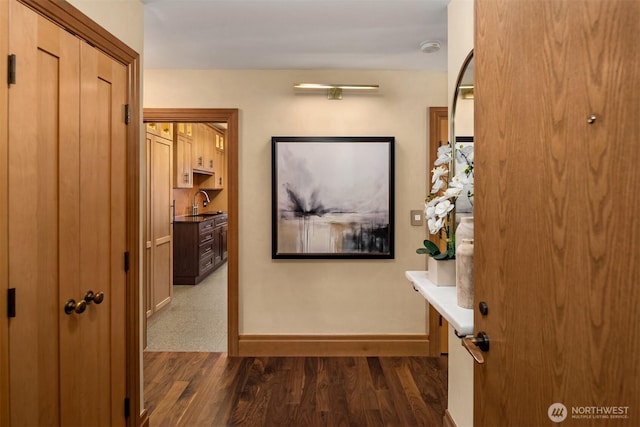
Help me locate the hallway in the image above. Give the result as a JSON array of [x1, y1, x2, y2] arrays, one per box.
[[144, 352, 448, 426]]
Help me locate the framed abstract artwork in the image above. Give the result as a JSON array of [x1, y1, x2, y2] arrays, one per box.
[[272, 136, 394, 259]]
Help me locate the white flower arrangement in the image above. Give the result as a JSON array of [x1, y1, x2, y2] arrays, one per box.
[[417, 143, 474, 259]]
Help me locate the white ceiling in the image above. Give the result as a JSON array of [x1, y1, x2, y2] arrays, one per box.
[[142, 0, 449, 71]]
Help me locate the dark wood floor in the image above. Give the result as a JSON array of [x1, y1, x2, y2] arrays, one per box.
[[144, 352, 448, 427]]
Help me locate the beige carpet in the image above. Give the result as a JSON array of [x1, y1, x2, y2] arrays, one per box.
[[146, 264, 227, 352]]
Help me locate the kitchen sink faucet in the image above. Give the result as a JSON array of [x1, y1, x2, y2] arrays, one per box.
[[192, 190, 210, 215]]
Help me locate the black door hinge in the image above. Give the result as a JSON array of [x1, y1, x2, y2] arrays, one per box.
[[124, 251, 130, 272], [8, 288, 16, 318], [8, 54, 16, 85], [124, 104, 130, 125], [124, 397, 130, 418]]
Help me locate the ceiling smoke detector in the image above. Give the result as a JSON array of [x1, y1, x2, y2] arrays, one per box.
[[420, 40, 441, 53]]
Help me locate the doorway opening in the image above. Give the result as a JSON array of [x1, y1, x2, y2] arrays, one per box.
[[142, 108, 239, 357]]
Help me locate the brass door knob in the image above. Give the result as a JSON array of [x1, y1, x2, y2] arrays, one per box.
[[64, 299, 87, 315], [85, 290, 104, 304]]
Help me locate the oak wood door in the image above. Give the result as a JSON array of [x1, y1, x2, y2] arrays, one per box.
[[474, 1, 640, 425], [8, 1, 128, 425]]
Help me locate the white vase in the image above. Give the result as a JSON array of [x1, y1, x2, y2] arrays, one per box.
[[427, 257, 456, 287], [456, 239, 474, 308], [455, 216, 474, 250]]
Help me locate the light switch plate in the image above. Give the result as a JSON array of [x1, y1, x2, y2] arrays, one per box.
[[410, 210, 423, 226]]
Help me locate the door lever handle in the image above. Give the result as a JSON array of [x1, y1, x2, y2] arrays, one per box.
[[461, 332, 490, 364]]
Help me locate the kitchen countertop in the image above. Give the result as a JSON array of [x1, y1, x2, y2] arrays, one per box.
[[174, 212, 227, 223]]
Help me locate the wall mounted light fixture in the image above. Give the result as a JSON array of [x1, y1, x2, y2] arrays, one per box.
[[293, 83, 380, 100]]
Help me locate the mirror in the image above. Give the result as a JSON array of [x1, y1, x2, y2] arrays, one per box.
[[451, 50, 474, 216]]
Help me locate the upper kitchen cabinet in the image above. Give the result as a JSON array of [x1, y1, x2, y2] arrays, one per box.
[[146, 122, 173, 140], [173, 124, 193, 188], [175, 122, 193, 139], [192, 123, 215, 174], [214, 132, 225, 189], [201, 125, 226, 190]]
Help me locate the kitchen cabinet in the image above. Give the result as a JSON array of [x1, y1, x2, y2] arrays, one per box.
[[214, 133, 225, 189], [214, 215, 228, 265], [146, 122, 173, 140], [192, 123, 215, 174], [203, 125, 216, 173], [201, 127, 226, 190], [191, 123, 205, 172], [145, 128, 174, 318], [173, 214, 227, 285], [173, 128, 193, 188], [176, 122, 193, 139]]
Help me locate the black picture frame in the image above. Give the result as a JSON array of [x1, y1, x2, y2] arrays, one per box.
[[272, 136, 395, 259]]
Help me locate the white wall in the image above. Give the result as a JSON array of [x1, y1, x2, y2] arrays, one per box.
[[144, 68, 447, 335], [447, 1, 475, 426], [448, 0, 475, 116], [66, 0, 144, 53]]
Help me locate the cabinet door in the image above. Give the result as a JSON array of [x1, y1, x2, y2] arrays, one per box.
[[203, 125, 215, 173], [151, 134, 173, 312], [213, 226, 223, 266], [221, 224, 228, 262], [173, 134, 193, 188], [147, 122, 173, 139], [176, 122, 193, 138], [191, 123, 204, 171], [214, 133, 225, 189], [8, 3, 127, 424]]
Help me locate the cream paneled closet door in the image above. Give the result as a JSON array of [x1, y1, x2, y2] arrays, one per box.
[[8, 1, 127, 425]]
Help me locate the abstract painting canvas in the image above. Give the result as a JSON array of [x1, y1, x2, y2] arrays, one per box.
[[272, 136, 394, 259]]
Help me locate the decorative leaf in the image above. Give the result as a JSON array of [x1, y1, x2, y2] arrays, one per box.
[[416, 248, 429, 254], [422, 240, 441, 256], [433, 252, 450, 260]]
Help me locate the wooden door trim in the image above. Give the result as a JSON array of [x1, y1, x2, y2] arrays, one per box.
[[428, 107, 448, 357], [428, 107, 449, 249], [0, 1, 9, 425], [2, 1, 142, 425], [143, 108, 240, 357]]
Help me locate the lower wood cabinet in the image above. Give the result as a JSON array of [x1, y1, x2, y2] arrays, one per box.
[[173, 214, 227, 285]]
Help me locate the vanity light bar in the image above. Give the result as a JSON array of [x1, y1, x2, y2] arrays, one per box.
[[293, 83, 379, 90]]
